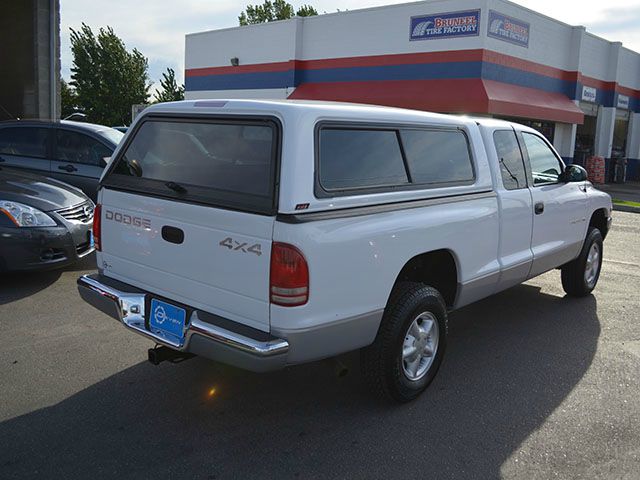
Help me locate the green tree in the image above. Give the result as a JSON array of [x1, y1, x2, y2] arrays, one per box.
[[153, 68, 185, 103], [239, 1, 317, 25], [296, 4, 317, 17], [60, 78, 79, 118], [69, 24, 150, 125]]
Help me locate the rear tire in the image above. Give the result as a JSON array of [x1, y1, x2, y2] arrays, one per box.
[[361, 282, 447, 403], [561, 227, 603, 297]]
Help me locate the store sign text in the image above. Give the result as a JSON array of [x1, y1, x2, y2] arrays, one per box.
[[582, 86, 597, 102], [617, 94, 629, 109], [488, 10, 529, 47], [410, 10, 480, 41]]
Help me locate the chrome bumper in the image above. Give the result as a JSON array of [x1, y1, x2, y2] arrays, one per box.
[[77, 274, 289, 371]]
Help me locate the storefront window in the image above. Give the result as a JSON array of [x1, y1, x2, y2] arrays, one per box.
[[612, 117, 629, 158], [575, 115, 597, 164]]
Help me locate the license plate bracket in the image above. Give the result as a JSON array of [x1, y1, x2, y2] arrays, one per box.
[[148, 298, 187, 344]]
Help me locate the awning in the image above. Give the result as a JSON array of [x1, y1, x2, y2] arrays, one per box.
[[288, 78, 584, 124]]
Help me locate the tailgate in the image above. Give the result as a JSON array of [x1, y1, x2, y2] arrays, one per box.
[[98, 115, 280, 332]]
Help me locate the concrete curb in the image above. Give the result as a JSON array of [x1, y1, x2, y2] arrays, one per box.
[[612, 203, 640, 214]]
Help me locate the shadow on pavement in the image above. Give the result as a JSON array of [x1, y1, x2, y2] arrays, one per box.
[[0, 253, 96, 305], [0, 284, 599, 479]]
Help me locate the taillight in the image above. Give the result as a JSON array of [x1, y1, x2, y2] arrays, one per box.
[[270, 242, 309, 306], [93, 204, 102, 251]]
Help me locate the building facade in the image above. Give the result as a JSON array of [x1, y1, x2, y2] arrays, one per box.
[[0, 0, 60, 121], [185, 0, 640, 180]]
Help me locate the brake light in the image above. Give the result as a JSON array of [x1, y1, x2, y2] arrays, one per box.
[[270, 242, 309, 306], [93, 204, 102, 251]]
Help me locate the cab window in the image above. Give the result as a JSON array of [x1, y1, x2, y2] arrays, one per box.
[[494, 130, 527, 190], [521, 132, 563, 186], [317, 126, 474, 194], [318, 128, 408, 190], [400, 129, 474, 185]]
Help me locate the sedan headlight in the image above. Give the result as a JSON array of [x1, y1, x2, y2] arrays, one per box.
[[0, 201, 57, 227]]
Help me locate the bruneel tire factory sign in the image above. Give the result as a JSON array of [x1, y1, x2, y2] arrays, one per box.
[[487, 10, 530, 47], [410, 9, 480, 41]]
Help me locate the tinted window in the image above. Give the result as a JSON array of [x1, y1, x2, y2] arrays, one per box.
[[318, 129, 408, 190], [494, 130, 527, 190], [0, 127, 48, 158], [108, 119, 278, 214], [522, 132, 562, 185], [400, 129, 473, 184], [55, 130, 112, 166]]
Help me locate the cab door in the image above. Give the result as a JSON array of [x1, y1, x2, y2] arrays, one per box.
[[50, 128, 112, 200], [519, 131, 588, 277], [491, 129, 534, 290]]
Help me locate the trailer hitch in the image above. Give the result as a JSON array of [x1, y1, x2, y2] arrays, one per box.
[[148, 345, 195, 365]]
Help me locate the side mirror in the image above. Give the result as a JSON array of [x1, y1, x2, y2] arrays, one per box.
[[127, 158, 143, 177], [100, 156, 110, 167], [561, 164, 588, 183]]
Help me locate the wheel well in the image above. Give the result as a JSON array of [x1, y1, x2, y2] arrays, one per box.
[[393, 250, 458, 307], [589, 208, 609, 239]]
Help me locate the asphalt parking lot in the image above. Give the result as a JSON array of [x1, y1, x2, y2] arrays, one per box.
[[1, 212, 639, 480]]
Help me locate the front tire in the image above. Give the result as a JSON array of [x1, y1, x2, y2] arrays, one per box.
[[561, 227, 603, 297], [361, 282, 447, 403]]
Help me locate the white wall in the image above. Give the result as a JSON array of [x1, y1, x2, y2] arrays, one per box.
[[184, 0, 640, 94], [299, 0, 488, 60], [185, 18, 301, 69], [619, 47, 640, 90], [594, 107, 616, 158], [488, 0, 572, 69], [554, 122, 577, 158], [581, 33, 614, 81]]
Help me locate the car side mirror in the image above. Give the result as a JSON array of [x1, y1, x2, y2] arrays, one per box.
[[561, 164, 588, 183], [100, 156, 110, 167]]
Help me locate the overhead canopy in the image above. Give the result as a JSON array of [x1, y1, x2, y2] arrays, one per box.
[[289, 78, 584, 124]]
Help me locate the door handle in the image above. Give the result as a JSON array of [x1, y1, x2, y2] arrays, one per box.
[[534, 202, 545, 215], [161, 225, 184, 245], [58, 164, 77, 173]]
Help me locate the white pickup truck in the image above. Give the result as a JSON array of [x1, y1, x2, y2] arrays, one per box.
[[78, 100, 612, 402]]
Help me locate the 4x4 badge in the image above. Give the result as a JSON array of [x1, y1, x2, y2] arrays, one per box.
[[219, 237, 262, 256]]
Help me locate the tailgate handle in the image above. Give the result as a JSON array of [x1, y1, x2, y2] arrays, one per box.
[[161, 226, 184, 244]]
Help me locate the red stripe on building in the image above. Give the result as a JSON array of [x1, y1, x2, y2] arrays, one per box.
[[298, 49, 485, 70], [186, 60, 296, 77], [481, 50, 577, 82], [185, 48, 640, 99], [579, 74, 617, 91], [616, 84, 639, 98]]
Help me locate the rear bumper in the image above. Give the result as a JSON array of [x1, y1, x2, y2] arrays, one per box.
[[77, 273, 289, 372]]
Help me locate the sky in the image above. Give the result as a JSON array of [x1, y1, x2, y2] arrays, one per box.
[[59, 0, 640, 92]]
